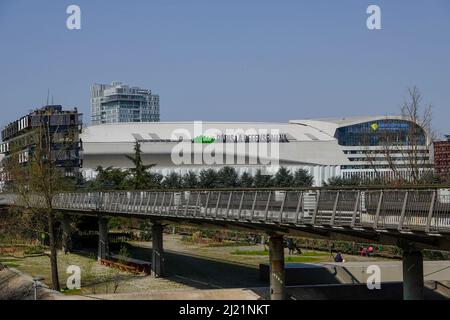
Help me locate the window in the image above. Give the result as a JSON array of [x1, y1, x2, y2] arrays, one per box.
[[335, 120, 426, 147]]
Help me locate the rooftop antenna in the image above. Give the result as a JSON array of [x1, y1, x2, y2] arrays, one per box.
[[46, 89, 50, 106]]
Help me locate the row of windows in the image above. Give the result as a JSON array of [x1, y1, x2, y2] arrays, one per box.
[[342, 169, 431, 181], [0, 143, 10, 153], [349, 157, 429, 162], [335, 120, 426, 147], [434, 152, 450, 156], [18, 150, 29, 164], [434, 155, 450, 160], [2, 114, 81, 141], [343, 149, 428, 155], [341, 164, 432, 170]]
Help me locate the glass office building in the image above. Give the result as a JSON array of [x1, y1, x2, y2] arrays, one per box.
[[91, 82, 160, 125]]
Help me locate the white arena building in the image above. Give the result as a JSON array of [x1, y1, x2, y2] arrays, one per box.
[[80, 116, 431, 186]]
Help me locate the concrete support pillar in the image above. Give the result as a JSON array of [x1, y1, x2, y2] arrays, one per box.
[[269, 234, 285, 300], [61, 215, 72, 254], [152, 222, 164, 277], [98, 217, 109, 260], [402, 248, 424, 300]]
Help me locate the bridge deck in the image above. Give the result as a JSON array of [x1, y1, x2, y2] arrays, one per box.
[[3, 189, 449, 236]]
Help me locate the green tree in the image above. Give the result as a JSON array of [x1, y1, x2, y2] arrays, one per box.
[[323, 176, 363, 187], [253, 169, 273, 188], [293, 168, 314, 187], [217, 166, 239, 188], [89, 166, 129, 190], [162, 172, 182, 189], [139, 220, 153, 241], [149, 172, 164, 188], [198, 169, 219, 188], [239, 172, 254, 188], [273, 167, 294, 187], [125, 141, 155, 190], [182, 171, 199, 189]]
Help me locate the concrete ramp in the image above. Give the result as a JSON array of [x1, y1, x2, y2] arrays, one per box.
[[260, 261, 450, 286], [0, 266, 61, 300]]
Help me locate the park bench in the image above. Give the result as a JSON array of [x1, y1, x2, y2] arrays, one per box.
[[99, 258, 141, 274], [100, 255, 151, 275]]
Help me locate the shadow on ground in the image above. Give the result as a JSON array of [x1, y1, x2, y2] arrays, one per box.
[[73, 242, 266, 290], [125, 243, 267, 289], [72, 243, 450, 300]]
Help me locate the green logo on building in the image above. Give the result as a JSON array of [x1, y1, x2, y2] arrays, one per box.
[[371, 123, 379, 131], [193, 136, 215, 144]]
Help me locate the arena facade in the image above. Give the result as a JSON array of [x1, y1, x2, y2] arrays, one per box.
[[80, 116, 431, 186]]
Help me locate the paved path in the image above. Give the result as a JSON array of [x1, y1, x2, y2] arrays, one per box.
[[55, 287, 266, 300]]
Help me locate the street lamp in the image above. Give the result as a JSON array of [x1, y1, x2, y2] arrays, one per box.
[[32, 276, 44, 300]]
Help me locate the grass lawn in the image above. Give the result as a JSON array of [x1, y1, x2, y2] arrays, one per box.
[[231, 249, 330, 263], [285, 256, 323, 263], [231, 249, 270, 256], [232, 249, 329, 256], [0, 256, 22, 268]]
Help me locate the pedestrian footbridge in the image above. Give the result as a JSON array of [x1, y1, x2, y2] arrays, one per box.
[[1, 187, 450, 300]]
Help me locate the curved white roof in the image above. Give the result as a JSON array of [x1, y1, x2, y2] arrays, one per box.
[[79, 116, 416, 170], [81, 121, 337, 143], [82, 116, 414, 143]]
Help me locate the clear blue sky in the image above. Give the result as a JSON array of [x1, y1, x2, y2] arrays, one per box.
[[1, 0, 449, 136]]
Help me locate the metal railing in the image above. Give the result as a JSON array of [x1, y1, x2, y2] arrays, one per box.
[[2, 188, 450, 234]]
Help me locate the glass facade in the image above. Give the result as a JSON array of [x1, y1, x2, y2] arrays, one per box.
[[91, 82, 160, 125], [335, 120, 426, 146]]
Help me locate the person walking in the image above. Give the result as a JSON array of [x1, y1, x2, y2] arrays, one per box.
[[287, 238, 295, 255], [334, 252, 344, 262], [367, 245, 374, 257]]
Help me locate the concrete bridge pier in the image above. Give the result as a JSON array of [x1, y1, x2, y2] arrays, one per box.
[[61, 215, 72, 254], [152, 222, 165, 277], [402, 247, 424, 300], [98, 217, 109, 260], [269, 233, 286, 300]]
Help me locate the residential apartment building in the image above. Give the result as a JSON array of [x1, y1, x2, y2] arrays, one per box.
[[91, 82, 160, 125], [434, 135, 450, 179], [0, 105, 83, 181]]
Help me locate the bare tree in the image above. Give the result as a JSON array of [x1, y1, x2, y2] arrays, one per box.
[[364, 86, 433, 185], [3, 108, 80, 290]]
